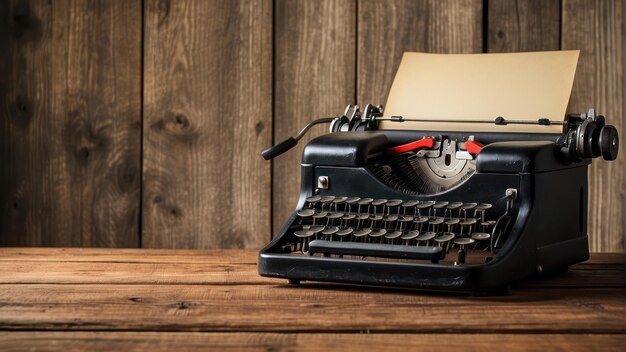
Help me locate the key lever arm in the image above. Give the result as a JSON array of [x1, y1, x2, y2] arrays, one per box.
[[261, 117, 336, 160]]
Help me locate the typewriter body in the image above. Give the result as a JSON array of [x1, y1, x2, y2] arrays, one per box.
[[258, 52, 619, 294]]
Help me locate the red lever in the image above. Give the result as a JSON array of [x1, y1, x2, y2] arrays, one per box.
[[385, 137, 435, 156], [465, 140, 484, 155]]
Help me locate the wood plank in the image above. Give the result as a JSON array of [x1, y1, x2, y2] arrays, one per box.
[[357, 0, 482, 105], [0, 332, 624, 352], [272, 0, 356, 232], [0, 284, 624, 332], [562, 0, 625, 253], [0, 1, 141, 246], [142, 0, 272, 248], [0, 249, 622, 288], [488, 0, 560, 52]]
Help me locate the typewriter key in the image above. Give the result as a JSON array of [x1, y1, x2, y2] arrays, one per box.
[[345, 197, 361, 204], [322, 226, 339, 238], [416, 231, 436, 245], [429, 218, 444, 225], [320, 196, 335, 203], [294, 230, 315, 253], [386, 199, 403, 207], [353, 228, 372, 239], [372, 199, 388, 206], [327, 212, 344, 219], [383, 214, 399, 222], [454, 237, 475, 246], [332, 196, 348, 204], [459, 203, 477, 210], [336, 228, 354, 237], [416, 201, 435, 209], [294, 230, 315, 238], [435, 232, 455, 243], [305, 195, 321, 204], [401, 200, 420, 207], [433, 201, 449, 208], [474, 203, 492, 210], [370, 228, 387, 240], [357, 198, 374, 205], [459, 218, 477, 226], [446, 202, 463, 209], [401, 230, 420, 243], [385, 230, 403, 244], [297, 209, 315, 218], [471, 232, 491, 241]]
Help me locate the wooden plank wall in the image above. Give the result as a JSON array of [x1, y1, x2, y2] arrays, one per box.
[[1, 0, 624, 252]]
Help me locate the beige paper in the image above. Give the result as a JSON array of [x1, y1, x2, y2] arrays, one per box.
[[382, 51, 579, 133]]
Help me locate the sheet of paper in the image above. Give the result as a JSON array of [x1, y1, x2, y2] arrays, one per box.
[[382, 51, 579, 133]]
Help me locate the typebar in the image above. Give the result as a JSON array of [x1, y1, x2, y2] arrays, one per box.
[[308, 240, 445, 262]]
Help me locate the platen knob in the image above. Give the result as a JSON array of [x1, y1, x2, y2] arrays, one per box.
[[598, 125, 619, 161]]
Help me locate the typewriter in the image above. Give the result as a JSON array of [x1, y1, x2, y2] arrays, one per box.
[[258, 53, 620, 294]]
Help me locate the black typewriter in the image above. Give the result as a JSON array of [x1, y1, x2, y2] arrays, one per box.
[[258, 102, 619, 294]]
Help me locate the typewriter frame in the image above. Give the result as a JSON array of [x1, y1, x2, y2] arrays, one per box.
[[259, 129, 592, 294]]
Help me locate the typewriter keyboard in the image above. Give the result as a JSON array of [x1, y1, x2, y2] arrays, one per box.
[[284, 195, 512, 265]]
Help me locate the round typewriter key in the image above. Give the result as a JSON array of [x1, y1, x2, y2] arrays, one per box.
[[475, 203, 492, 210], [416, 201, 435, 209], [398, 216, 414, 222], [401, 230, 420, 240], [372, 199, 388, 206], [342, 214, 357, 220], [327, 212, 344, 219], [312, 211, 329, 218], [471, 232, 491, 241], [294, 230, 315, 238], [320, 196, 335, 203], [353, 229, 372, 237], [454, 237, 475, 246], [336, 228, 354, 237], [413, 216, 429, 223], [309, 225, 325, 233], [345, 197, 361, 204], [386, 199, 403, 207], [322, 226, 339, 236], [445, 218, 460, 225], [356, 214, 370, 220], [459, 203, 477, 210], [305, 195, 321, 204], [416, 231, 436, 242], [332, 196, 348, 204], [429, 218, 444, 225], [481, 220, 496, 226], [384, 230, 402, 239], [433, 201, 449, 209], [446, 202, 463, 209], [357, 198, 374, 205], [297, 209, 315, 218], [459, 219, 477, 227], [435, 232, 455, 243], [401, 200, 419, 207], [383, 215, 398, 222], [369, 214, 383, 221], [370, 229, 387, 238]]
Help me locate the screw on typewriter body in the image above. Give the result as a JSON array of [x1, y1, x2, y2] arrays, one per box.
[[317, 176, 329, 190]]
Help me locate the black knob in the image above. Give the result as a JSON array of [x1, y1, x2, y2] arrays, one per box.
[[598, 125, 619, 160]]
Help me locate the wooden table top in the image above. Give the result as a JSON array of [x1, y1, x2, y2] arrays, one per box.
[[0, 248, 624, 351]]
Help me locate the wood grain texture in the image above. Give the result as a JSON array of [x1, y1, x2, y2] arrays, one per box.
[[0, 332, 624, 352], [357, 0, 483, 105], [142, 0, 272, 248], [562, 0, 625, 252], [272, 0, 356, 232], [0, 1, 141, 247], [0, 249, 623, 288], [0, 284, 624, 332], [488, 0, 560, 52]]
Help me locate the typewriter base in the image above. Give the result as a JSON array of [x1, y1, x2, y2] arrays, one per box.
[[259, 235, 589, 295]]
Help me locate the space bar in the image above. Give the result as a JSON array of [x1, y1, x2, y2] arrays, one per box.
[[308, 240, 444, 261]]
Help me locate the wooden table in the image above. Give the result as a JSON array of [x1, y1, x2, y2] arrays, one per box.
[[0, 249, 624, 351]]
